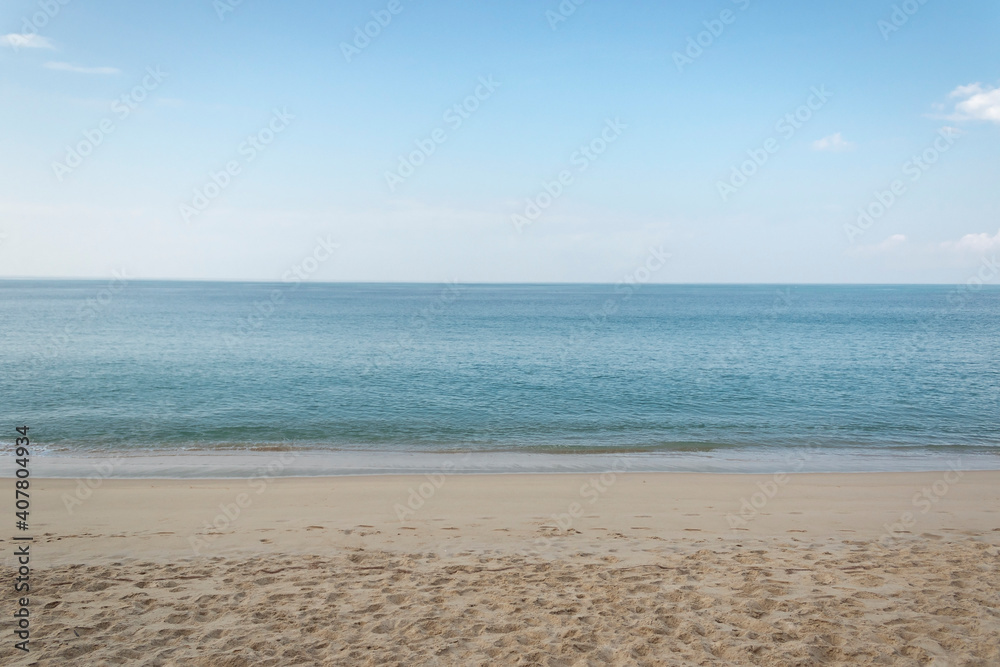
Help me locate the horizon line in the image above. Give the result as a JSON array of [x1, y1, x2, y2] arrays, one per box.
[[0, 278, 996, 288]]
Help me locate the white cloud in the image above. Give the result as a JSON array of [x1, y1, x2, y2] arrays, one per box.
[[874, 234, 906, 252], [881, 233, 907, 248], [811, 132, 855, 152], [0, 33, 54, 49], [940, 228, 1000, 254], [950, 83, 983, 99], [44, 62, 121, 75], [947, 82, 1000, 123], [853, 230, 1000, 268]]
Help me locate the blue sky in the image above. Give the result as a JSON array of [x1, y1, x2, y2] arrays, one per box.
[[1, 0, 998, 283]]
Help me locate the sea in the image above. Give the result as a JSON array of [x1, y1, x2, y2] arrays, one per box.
[[1, 281, 998, 477]]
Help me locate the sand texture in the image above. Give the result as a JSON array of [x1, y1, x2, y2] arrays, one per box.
[[3, 471, 999, 666]]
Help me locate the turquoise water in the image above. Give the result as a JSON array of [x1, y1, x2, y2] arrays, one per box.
[[1, 281, 998, 470]]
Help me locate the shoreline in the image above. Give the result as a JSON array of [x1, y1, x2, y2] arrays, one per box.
[[12, 448, 1000, 479]]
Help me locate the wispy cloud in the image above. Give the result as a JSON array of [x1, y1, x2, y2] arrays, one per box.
[[853, 230, 1000, 267], [44, 62, 121, 75], [947, 82, 1000, 123], [1, 33, 54, 49], [940, 228, 1000, 255], [811, 132, 855, 152]]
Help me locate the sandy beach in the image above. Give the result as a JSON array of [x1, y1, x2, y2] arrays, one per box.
[[5, 471, 1000, 666]]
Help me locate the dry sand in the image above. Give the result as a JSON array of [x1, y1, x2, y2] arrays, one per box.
[[4, 471, 999, 666]]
